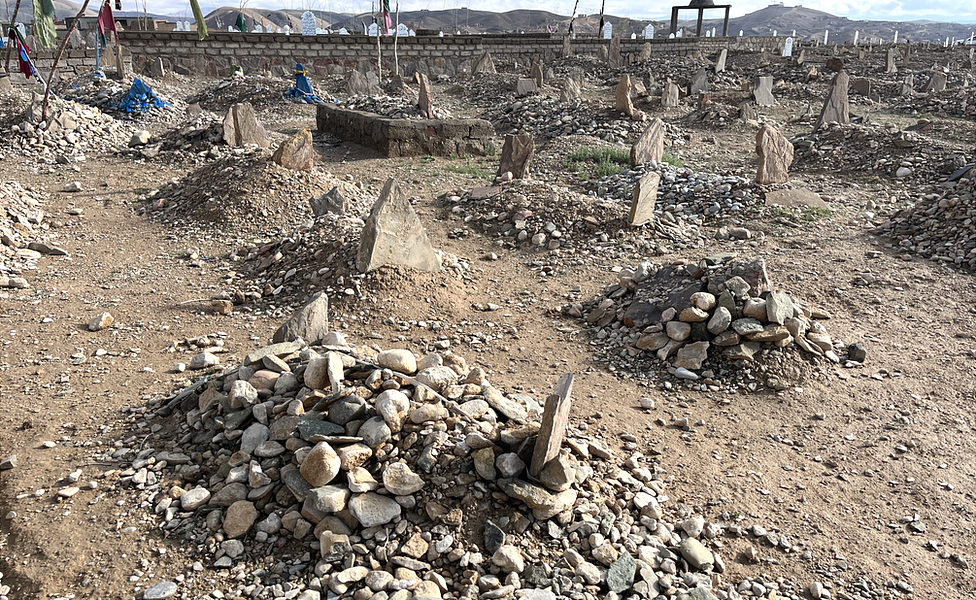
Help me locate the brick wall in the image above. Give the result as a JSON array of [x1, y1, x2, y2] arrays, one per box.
[[5, 48, 102, 86], [117, 30, 790, 77]]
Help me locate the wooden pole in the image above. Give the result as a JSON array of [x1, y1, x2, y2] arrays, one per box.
[[392, 0, 399, 75], [376, 8, 381, 74], [41, 0, 94, 123], [3, 0, 24, 74]]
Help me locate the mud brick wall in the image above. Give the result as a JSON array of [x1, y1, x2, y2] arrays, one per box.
[[118, 31, 790, 77], [316, 104, 494, 158]]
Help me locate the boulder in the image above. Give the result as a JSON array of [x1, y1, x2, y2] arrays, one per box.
[[222, 102, 269, 148], [755, 123, 794, 185], [272, 129, 315, 171]]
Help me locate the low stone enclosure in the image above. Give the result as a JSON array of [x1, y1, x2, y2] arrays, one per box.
[[315, 104, 494, 158]]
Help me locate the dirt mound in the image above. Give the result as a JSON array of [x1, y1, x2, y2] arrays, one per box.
[[62, 72, 182, 124], [187, 74, 299, 113]]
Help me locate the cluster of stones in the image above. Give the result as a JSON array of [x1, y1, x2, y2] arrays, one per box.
[[0, 180, 68, 289], [6, 96, 131, 161], [62, 72, 179, 122], [480, 97, 645, 143], [122, 113, 229, 164], [879, 166, 976, 268], [566, 255, 864, 388], [187, 74, 309, 114], [117, 333, 738, 600]]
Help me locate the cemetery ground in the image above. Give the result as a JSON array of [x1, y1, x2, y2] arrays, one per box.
[[1, 57, 975, 600]]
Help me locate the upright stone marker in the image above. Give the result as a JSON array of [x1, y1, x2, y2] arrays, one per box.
[[662, 80, 680, 108], [530, 62, 544, 87], [644, 24, 654, 39], [497, 134, 534, 180], [815, 71, 851, 129], [755, 123, 794, 185], [397, 23, 408, 36], [714, 48, 727, 73], [630, 118, 665, 166], [628, 172, 660, 226], [886, 47, 896, 73], [222, 103, 269, 148], [609, 37, 621, 67], [356, 179, 441, 273], [603, 22, 612, 39], [418, 73, 434, 118], [368, 23, 378, 36], [528, 374, 574, 478], [301, 11, 315, 35], [783, 37, 793, 57], [923, 71, 947, 92], [114, 44, 127, 79], [900, 73, 914, 96], [561, 35, 572, 57], [615, 74, 634, 116], [472, 52, 496, 74], [752, 76, 774, 106], [689, 67, 709, 96]]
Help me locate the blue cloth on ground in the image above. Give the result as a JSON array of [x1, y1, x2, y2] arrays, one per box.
[[288, 63, 323, 103], [117, 78, 170, 113]]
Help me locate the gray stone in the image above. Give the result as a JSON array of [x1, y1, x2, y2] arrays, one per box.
[[680, 537, 714, 570], [689, 67, 709, 96], [502, 478, 577, 520], [472, 51, 496, 74], [608, 37, 621, 67], [752, 76, 774, 106], [714, 48, 727, 73], [607, 551, 636, 593], [923, 71, 947, 93], [308, 485, 351, 513], [418, 73, 435, 118], [382, 462, 424, 495], [223, 500, 258, 539], [677, 588, 719, 600], [143, 581, 178, 600], [129, 130, 151, 147], [180, 486, 211, 510], [516, 78, 538, 96], [346, 70, 378, 96], [375, 389, 411, 433], [329, 396, 366, 425], [628, 172, 659, 226], [239, 423, 270, 455], [349, 492, 401, 527], [273, 291, 329, 344], [764, 290, 794, 325], [485, 520, 505, 553], [356, 178, 441, 273], [815, 71, 851, 129], [538, 451, 575, 492], [631, 118, 665, 166], [311, 186, 346, 217], [529, 373, 573, 477], [707, 307, 732, 335], [673, 341, 709, 370], [358, 416, 392, 448], [222, 102, 269, 148], [530, 63, 544, 87]]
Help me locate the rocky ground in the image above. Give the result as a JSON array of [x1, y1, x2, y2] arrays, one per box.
[[0, 41, 975, 600]]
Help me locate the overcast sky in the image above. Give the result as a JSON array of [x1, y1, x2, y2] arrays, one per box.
[[151, 0, 976, 24]]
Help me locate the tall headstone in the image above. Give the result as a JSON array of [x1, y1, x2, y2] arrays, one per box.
[[772, 30, 777, 37], [662, 81, 680, 108], [893, 30, 898, 44], [739, 30, 743, 37], [783, 37, 793, 57], [472, 52, 496, 74], [608, 37, 621, 67], [184, 21, 190, 31], [496, 134, 534, 179], [631, 33, 636, 40], [885, 48, 896, 74], [644, 24, 654, 39], [688, 67, 709, 96], [222, 103, 270, 148], [175, 21, 183, 31], [530, 62, 544, 87], [356, 179, 441, 274], [301, 11, 315, 35], [628, 173, 660, 226], [254, 24, 263, 33], [603, 22, 612, 39], [714, 48, 727, 73], [528, 374, 574, 478], [630, 118, 665, 166], [418, 73, 434, 118], [815, 71, 851, 129], [114, 44, 127, 79], [615, 75, 634, 116], [824, 29, 829, 44], [900, 73, 914, 96], [853, 30, 859, 46], [752, 76, 774, 106], [755, 123, 794, 185]]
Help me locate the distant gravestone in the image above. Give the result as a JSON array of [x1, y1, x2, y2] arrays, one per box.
[[755, 123, 793, 185], [851, 77, 872, 96], [630, 118, 665, 166], [397, 23, 408, 36], [357, 179, 441, 274], [815, 71, 851, 129], [630, 33, 636, 40], [603, 22, 612, 39], [409, 29, 415, 36], [497, 134, 534, 179], [368, 23, 378, 36], [254, 24, 263, 33], [114, 44, 127, 78], [473, 52, 496, 74], [714, 48, 727, 73], [530, 62, 544, 87], [738, 29, 743, 36], [823, 29, 829, 44], [923, 71, 947, 92], [638, 43, 652, 61], [853, 30, 859, 45], [783, 37, 793, 57], [608, 37, 621, 67], [561, 35, 572, 57], [752, 76, 774, 106], [826, 57, 844, 72], [516, 78, 538, 96], [615, 74, 634, 116], [175, 21, 183, 31], [629, 172, 659, 226], [794, 48, 806, 66], [688, 67, 709, 96], [339, 28, 349, 35], [301, 11, 315, 35], [900, 74, 914, 96], [886, 47, 896, 73], [222, 103, 269, 148], [644, 24, 654, 39], [662, 80, 680, 108]]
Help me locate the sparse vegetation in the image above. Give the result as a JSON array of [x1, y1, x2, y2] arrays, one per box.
[[564, 146, 630, 179], [662, 151, 686, 168]]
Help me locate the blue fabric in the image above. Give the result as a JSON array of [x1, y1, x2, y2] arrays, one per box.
[[288, 63, 323, 103], [117, 78, 170, 113]]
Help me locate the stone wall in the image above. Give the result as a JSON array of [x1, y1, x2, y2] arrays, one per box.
[[117, 30, 789, 77], [316, 104, 494, 158], [4, 48, 102, 87]]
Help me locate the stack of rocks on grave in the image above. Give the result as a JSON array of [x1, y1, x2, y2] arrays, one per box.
[[129, 331, 739, 600], [582, 258, 854, 378]]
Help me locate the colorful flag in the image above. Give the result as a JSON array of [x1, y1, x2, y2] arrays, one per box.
[[98, 1, 118, 42], [33, 0, 57, 49], [16, 36, 34, 79], [382, 0, 391, 34], [190, 0, 208, 40], [235, 13, 247, 33], [115, 0, 122, 10]]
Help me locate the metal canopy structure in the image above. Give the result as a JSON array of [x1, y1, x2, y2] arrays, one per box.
[[669, 0, 731, 37]]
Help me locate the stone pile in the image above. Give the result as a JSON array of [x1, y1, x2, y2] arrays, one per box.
[[562, 254, 863, 390], [480, 98, 645, 142], [0, 180, 65, 289], [121, 114, 227, 164], [114, 333, 743, 600], [63, 73, 180, 123], [879, 166, 976, 269], [449, 73, 521, 108], [339, 95, 453, 120], [141, 151, 344, 231], [187, 74, 306, 113], [5, 96, 131, 162]]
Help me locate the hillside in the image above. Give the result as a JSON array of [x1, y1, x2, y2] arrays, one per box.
[[0, 0, 95, 21]]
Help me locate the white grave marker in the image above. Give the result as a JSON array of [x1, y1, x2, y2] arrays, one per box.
[[853, 30, 859, 45], [409, 29, 415, 36], [254, 24, 263, 33], [603, 22, 612, 39], [368, 23, 378, 36], [301, 11, 316, 35], [438, 31, 444, 37], [773, 30, 777, 37], [739, 29, 743, 36], [705, 30, 710, 38], [397, 23, 408, 36], [824, 29, 829, 44], [668, 33, 675, 39], [284, 25, 291, 35], [175, 21, 183, 31], [228, 25, 234, 31], [783, 36, 793, 57], [644, 24, 653, 38], [339, 27, 349, 34], [711, 27, 715, 36], [630, 33, 636, 39], [893, 30, 898, 44]]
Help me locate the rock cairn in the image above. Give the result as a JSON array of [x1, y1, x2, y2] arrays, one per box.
[[563, 254, 864, 391], [879, 166, 976, 268], [122, 113, 227, 164], [63, 73, 180, 122], [480, 98, 644, 142], [115, 336, 740, 600], [0, 180, 65, 289], [340, 95, 453, 120], [5, 96, 131, 161]]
